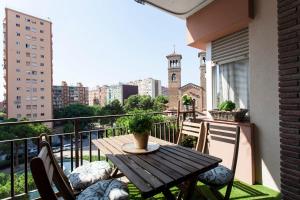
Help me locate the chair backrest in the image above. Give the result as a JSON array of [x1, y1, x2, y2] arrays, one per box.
[[206, 123, 240, 174], [30, 141, 75, 200], [177, 121, 207, 152]]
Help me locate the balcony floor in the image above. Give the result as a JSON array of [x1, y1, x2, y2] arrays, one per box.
[[128, 181, 280, 200]]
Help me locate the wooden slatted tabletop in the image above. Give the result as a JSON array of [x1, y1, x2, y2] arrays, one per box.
[[92, 134, 221, 199]]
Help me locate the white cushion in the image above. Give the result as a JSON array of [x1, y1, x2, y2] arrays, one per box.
[[69, 161, 112, 190], [76, 179, 129, 200]]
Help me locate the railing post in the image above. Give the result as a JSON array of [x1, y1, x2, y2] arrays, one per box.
[[74, 119, 80, 168], [10, 141, 14, 198]]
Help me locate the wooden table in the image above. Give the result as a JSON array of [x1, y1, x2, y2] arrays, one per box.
[[93, 134, 221, 200]]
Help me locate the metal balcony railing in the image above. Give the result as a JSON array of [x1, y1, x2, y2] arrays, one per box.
[[0, 112, 179, 199]]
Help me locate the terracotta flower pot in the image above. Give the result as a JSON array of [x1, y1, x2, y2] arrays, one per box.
[[133, 133, 149, 149]]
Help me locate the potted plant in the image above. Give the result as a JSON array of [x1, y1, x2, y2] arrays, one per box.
[[128, 111, 153, 149], [209, 100, 248, 122], [182, 95, 193, 110]]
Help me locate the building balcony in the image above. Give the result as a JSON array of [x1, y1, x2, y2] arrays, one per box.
[[0, 112, 280, 200]]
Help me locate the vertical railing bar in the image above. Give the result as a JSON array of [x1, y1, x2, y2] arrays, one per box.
[[163, 123, 166, 141], [60, 135, 63, 168], [70, 133, 74, 171], [89, 131, 92, 162], [159, 123, 162, 139], [168, 122, 171, 142], [172, 122, 175, 143], [97, 130, 100, 161], [24, 139, 28, 194], [74, 119, 79, 168], [37, 138, 40, 153], [154, 124, 157, 138], [10, 141, 14, 198], [80, 132, 83, 166], [105, 129, 108, 162]]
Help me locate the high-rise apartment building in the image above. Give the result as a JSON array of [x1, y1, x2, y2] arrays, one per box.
[[106, 84, 138, 105], [53, 81, 88, 110], [88, 85, 108, 106], [3, 8, 53, 120], [128, 78, 161, 98]]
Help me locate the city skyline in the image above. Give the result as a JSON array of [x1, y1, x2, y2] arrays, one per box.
[[0, 0, 200, 101]]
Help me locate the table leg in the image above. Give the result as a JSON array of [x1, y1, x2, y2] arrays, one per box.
[[182, 177, 198, 200], [163, 189, 176, 200]]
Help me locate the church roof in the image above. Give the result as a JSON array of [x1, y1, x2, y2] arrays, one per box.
[[179, 83, 203, 91], [166, 52, 182, 59]]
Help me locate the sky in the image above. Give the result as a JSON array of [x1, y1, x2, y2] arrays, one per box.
[[0, 0, 200, 100]]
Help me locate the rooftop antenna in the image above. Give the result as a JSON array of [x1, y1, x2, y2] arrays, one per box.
[[173, 44, 176, 54]]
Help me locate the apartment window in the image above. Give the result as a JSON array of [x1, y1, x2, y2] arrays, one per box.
[[32, 71, 37, 75], [25, 35, 31, 40], [16, 14, 20, 18], [16, 23, 20, 27], [40, 88, 45, 91], [25, 26, 30, 31], [41, 80, 44, 83], [31, 62, 38, 67], [16, 87, 21, 91], [17, 114, 21, 118], [31, 53, 37, 58], [26, 105, 31, 109], [40, 96, 45, 100], [31, 36, 37, 41], [31, 20, 36, 24], [26, 78, 31, 83], [41, 105, 44, 108], [17, 105, 21, 109], [32, 105, 37, 109], [25, 43, 30, 48], [31, 45, 37, 49], [17, 78, 21, 81], [31, 27, 37, 33], [32, 96, 37, 101], [40, 46, 44, 50], [212, 59, 249, 109], [40, 63, 44, 66], [16, 69, 21, 72], [16, 59, 20, 63], [32, 88, 37, 92], [40, 38, 44, 42], [16, 96, 21, 100], [40, 71, 44, 75], [26, 88, 31, 92], [25, 52, 30, 57], [41, 113, 45, 116], [40, 21, 44, 25], [40, 55, 45, 59], [16, 32, 20, 36], [40, 30, 44, 33], [16, 41, 20, 45], [26, 61, 30, 66], [26, 114, 31, 118], [32, 79, 37, 84], [16, 50, 20, 55], [33, 113, 37, 118]]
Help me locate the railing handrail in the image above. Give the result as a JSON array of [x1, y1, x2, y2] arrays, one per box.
[[0, 112, 171, 127]]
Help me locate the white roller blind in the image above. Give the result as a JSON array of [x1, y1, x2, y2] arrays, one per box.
[[212, 28, 249, 64]]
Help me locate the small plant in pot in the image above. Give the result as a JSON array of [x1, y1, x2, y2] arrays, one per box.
[[128, 111, 153, 149], [182, 94, 193, 110]]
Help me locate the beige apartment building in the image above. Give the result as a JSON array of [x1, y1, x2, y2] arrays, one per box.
[[3, 8, 53, 121], [88, 85, 108, 107]]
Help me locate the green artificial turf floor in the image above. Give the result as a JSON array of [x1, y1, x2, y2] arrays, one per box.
[[128, 180, 281, 200]]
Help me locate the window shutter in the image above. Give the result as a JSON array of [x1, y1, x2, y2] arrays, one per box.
[[212, 28, 249, 65]]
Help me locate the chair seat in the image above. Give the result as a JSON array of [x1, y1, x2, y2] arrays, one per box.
[[69, 161, 112, 190], [76, 179, 129, 200], [198, 165, 233, 187]]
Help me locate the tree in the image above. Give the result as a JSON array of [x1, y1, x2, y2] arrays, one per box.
[[153, 95, 168, 111], [54, 104, 95, 118], [0, 118, 50, 167], [124, 95, 154, 112]]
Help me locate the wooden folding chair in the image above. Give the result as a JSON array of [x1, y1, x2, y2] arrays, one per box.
[[199, 123, 240, 200], [177, 121, 207, 153]]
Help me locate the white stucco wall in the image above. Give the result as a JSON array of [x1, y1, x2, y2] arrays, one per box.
[[249, 0, 280, 190], [205, 0, 280, 191]]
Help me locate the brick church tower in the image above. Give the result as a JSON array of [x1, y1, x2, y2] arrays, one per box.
[[167, 51, 182, 110]]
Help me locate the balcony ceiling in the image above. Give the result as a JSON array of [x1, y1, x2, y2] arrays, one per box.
[[143, 0, 215, 19]]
